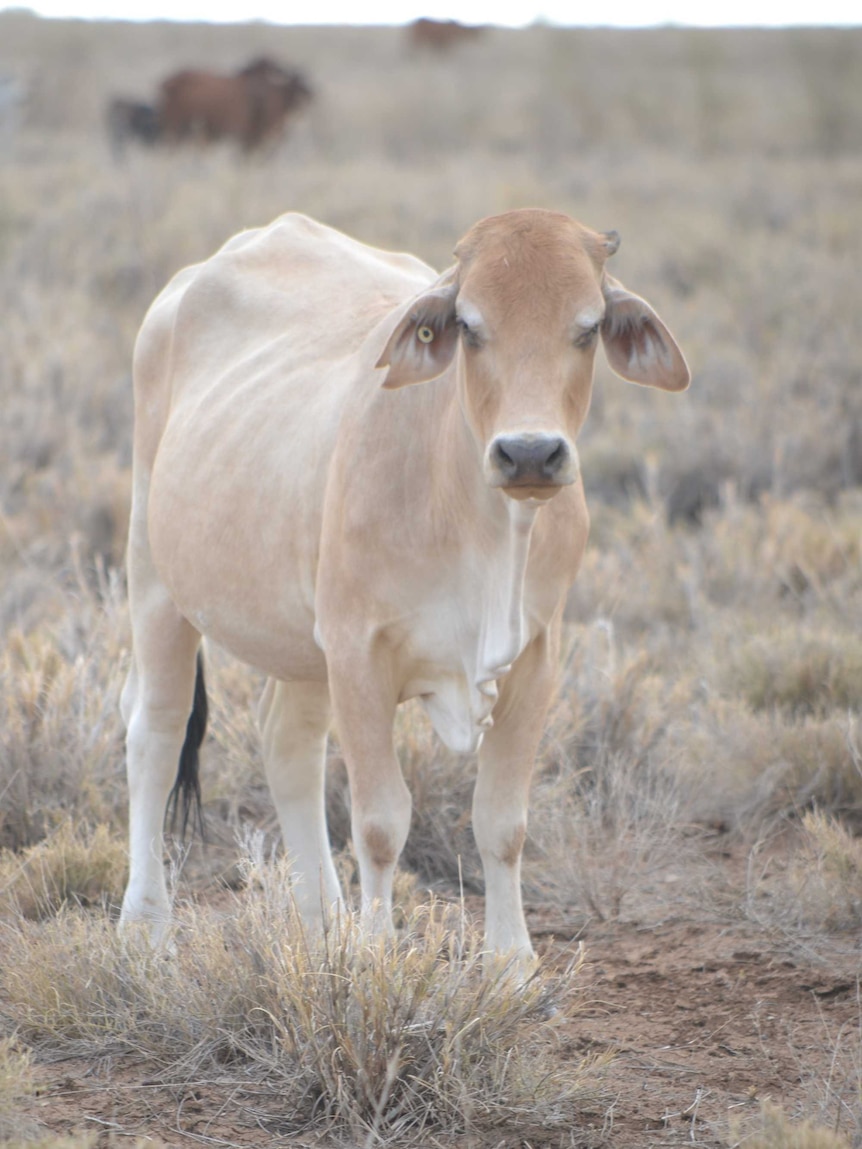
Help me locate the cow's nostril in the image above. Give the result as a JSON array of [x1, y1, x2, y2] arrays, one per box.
[[491, 440, 519, 477], [544, 441, 567, 474]]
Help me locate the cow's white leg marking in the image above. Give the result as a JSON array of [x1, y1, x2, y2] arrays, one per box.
[[258, 677, 344, 925], [327, 657, 410, 936], [473, 630, 557, 963], [119, 575, 200, 944]]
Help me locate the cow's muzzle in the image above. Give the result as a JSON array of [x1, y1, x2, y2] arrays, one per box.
[[486, 433, 575, 494]]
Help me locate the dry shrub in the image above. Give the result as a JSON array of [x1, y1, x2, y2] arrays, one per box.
[[743, 812, 862, 942], [0, 1036, 36, 1143], [16, 1141, 98, 1149], [0, 574, 128, 851], [528, 747, 692, 923], [0, 819, 126, 920], [732, 1101, 852, 1149], [730, 631, 862, 718], [525, 630, 700, 922], [567, 503, 697, 637], [10, 1140, 99, 1149], [789, 812, 862, 930], [757, 497, 862, 596], [0, 865, 603, 1143], [679, 693, 862, 828]]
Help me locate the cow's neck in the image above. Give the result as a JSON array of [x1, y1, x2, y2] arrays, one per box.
[[418, 393, 542, 753], [472, 492, 538, 699]]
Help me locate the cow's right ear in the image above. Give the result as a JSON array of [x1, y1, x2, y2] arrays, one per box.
[[601, 274, 690, 392], [376, 267, 459, 389]]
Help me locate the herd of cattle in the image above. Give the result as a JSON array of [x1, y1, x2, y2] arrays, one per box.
[[106, 20, 486, 155]]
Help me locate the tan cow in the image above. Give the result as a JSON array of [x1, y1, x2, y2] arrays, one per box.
[[119, 210, 689, 962]]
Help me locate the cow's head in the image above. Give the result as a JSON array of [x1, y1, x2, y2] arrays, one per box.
[[376, 209, 689, 501]]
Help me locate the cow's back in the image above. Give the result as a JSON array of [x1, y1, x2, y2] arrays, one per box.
[[133, 213, 436, 678], [134, 214, 432, 462]]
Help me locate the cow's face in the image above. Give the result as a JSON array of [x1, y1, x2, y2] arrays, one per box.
[[376, 209, 690, 502]]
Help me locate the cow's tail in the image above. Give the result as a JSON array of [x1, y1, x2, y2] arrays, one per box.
[[166, 651, 208, 841]]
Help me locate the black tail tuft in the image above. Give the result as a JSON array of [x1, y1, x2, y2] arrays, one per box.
[[166, 651, 208, 842]]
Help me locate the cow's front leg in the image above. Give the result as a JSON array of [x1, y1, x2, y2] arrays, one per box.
[[327, 653, 410, 936], [473, 629, 559, 962]]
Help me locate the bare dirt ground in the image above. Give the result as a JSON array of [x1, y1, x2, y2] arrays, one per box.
[[20, 838, 861, 1149]]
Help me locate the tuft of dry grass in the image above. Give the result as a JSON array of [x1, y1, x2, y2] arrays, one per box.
[[0, 818, 127, 920], [0, 562, 129, 853], [730, 632, 862, 719], [0, 856, 604, 1143], [742, 812, 862, 946], [0, 1035, 37, 1143], [732, 1101, 852, 1149]]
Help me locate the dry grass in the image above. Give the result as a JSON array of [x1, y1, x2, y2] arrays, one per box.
[[741, 812, 862, 952], [0, 855, 603, 1143], [732, 1102, 853, 1149], [0, 818, 127, 920], [0, 1036, 37, 1143], [0, 566, 129, 852]]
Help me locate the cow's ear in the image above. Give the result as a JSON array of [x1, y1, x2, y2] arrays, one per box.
[[601, 275, 690, 392], [376, 267, 459, 389]]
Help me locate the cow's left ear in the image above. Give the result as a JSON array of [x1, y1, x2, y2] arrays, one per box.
[[601, 275, 690, 392], [376, 267, 459, 389]]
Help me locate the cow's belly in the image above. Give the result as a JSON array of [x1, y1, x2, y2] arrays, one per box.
[[153, 537, 328, 681], [147, 408, 331, 683], [186, 600, 328, 683]]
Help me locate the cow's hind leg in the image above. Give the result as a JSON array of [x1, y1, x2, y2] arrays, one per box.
[[119, 587, 202, 943], [258, 678, 344, 926]]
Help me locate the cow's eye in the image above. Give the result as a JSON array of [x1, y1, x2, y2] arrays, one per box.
[[457, 318, 482, 349], [575, 323, 600, 349]]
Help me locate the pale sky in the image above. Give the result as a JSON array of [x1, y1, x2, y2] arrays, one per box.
[[3, 0, 860, 25]]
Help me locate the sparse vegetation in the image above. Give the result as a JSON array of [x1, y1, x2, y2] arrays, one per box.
[[0, 861, 601, 1142], [0, 1036, 36, 1143], [1, 11, 862, 1147], [733, 1101, 853, 1149], [0, 818, 127, 919]]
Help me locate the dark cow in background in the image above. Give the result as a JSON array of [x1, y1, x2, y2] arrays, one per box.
[[157, 56, 312, 151], [106, 97, 161, 156], [407, 18, 485, 52]]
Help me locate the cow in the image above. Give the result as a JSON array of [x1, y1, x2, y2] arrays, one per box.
[[106, 97, 162, 156], [157, 59, 312, 151], [407, 17, 485, 52], [118, 209, 689, 965]]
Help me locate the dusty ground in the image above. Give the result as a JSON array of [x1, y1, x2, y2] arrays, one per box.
[[537, 919, 860, 1147], [20, 837, 861, 1149]]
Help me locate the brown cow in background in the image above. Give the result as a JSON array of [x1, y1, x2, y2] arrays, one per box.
[[157, 57, 312, 151], [407, 18, 485, 52]]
